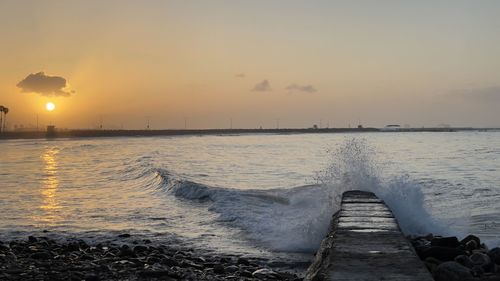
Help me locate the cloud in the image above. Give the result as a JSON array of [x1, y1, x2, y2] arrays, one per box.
[[17, 72, 74, 97], [285, 83, 317, 93], [450, 86, 500, 102], [252, 80, 271, 92], [236, 73, 245, 78]]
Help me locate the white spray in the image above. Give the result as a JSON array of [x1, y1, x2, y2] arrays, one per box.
[[317, 137, 449, 236]]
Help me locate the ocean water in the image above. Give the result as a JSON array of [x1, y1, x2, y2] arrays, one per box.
[[0, 132, 499, 266]]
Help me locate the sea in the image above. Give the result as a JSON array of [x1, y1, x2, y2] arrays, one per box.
[[1, 131, 499, 269]]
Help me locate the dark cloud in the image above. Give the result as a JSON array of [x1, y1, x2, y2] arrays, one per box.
[[450, 86, 500, 102], [252, 80, 271, 92], [236, 73, 245, 78], [17, 72, 74, 97], [286, 83, 317, 93]]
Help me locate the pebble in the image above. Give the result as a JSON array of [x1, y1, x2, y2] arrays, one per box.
[[0, 235, 297, 280], [252, 268, 281, 279], [461, 235, 481, 247], [84, 274, 100, 281], [470, 252, 491, 266], [238, 257, 251, 265], [434, 261, 473, 281], [162, 256, 179, 266], [213, 264, 225, 274], [431, 236, 461, 248], [225, 265, 239, 273], [419, 246, 466, 261], [29, 251, 53, 260], [455, 255, 474, 269], [27, 236, 38, 243], [133, 245, 148, 253], [489, 248, 500, 265]]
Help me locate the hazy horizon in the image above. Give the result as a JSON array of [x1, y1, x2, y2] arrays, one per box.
[[1, 0, 500, 129]]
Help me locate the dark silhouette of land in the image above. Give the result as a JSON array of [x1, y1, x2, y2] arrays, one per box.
[[0, 127, 496, 140]]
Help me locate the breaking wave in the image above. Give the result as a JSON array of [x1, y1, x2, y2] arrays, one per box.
[[155, 168, 334, 253], [147, 138, 451, 253]]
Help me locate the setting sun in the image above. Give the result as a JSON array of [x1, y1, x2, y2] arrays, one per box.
[[46, 102, 55, 112]]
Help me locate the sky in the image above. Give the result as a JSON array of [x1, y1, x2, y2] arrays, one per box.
[[1, 0, 499, 129]]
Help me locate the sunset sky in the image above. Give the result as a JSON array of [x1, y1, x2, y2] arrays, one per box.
[[1, 0, 499, 129]]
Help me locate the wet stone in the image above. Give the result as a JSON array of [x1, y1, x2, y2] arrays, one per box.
[[161, 256, 179, 267], [431, 237, 461, 248], [455, 255, 474, 269], [225, 265, 239, 273], [183, 260, 204, 270], [471, 253, 491, 266], [213, 264, 225, 274], [465, 240, 479, 252], [29, 251, 53, 260], [241, 270, 254, 277], [419, 246, 466, 261], [489, 248, 500, 265], [461, 235, 481, 247], [66, 242, 80, 252], [190, 256, 206, 263], [27, 236, 38, 243], [139, 269, 175, 279], [132, 245, 147, 253], [84, 274, 100, 281], [412, 234, 500, 280], [252, 268, 280, 279], [238, 257, 251, 266], [118, 245, 135, 257], [0, 236, 299, 281], [433, 261, 473, 281]]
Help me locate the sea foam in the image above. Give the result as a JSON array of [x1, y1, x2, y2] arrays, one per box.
[[159, 138, 452, 253], [317, 137, 450, 236]]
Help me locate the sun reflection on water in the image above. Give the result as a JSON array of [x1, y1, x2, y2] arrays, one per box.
[[34, 147, 63, 226]]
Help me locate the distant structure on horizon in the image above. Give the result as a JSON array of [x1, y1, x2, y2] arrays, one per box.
[[381, 124, 401, 131], [0, 105, 9, 132]]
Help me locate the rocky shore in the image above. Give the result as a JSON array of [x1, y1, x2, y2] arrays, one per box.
[[0, 235, 302, 281], [4, 232, 500, 281], [411, 234, 500, 281]]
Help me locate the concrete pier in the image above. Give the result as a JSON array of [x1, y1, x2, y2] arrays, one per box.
[[305, 190, 433, 281]]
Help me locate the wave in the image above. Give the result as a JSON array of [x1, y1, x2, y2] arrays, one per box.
[[154, 169, 333, 253], [139, 138, 454, 253]]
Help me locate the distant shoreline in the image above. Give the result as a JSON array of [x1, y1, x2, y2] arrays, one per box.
[[0, 127, 497, 140]]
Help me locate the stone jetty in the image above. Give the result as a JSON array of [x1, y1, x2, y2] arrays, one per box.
[[305, 190, 433, 281]]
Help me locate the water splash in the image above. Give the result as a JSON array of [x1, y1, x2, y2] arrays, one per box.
[[152, 138, 455, 253], [160, 168, 335, 253], [317, 137, 449, 236]]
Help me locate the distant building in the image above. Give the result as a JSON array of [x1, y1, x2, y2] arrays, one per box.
[[47, 125, 56, 137], [14, 124, 38, 132]]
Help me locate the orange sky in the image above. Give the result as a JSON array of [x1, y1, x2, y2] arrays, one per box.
[[1, 1, 500, 129]]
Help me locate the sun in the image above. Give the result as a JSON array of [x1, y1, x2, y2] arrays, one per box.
[[46, 102, 55, 112]]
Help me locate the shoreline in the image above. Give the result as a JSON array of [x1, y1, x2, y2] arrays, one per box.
[[0, 127, 493, 140], [0, 234, 303, 281], [4, 233, 500, 281]]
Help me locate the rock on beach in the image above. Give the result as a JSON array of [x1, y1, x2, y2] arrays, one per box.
[[411, 234, 500, 281], [0, 235, 301, 281]]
